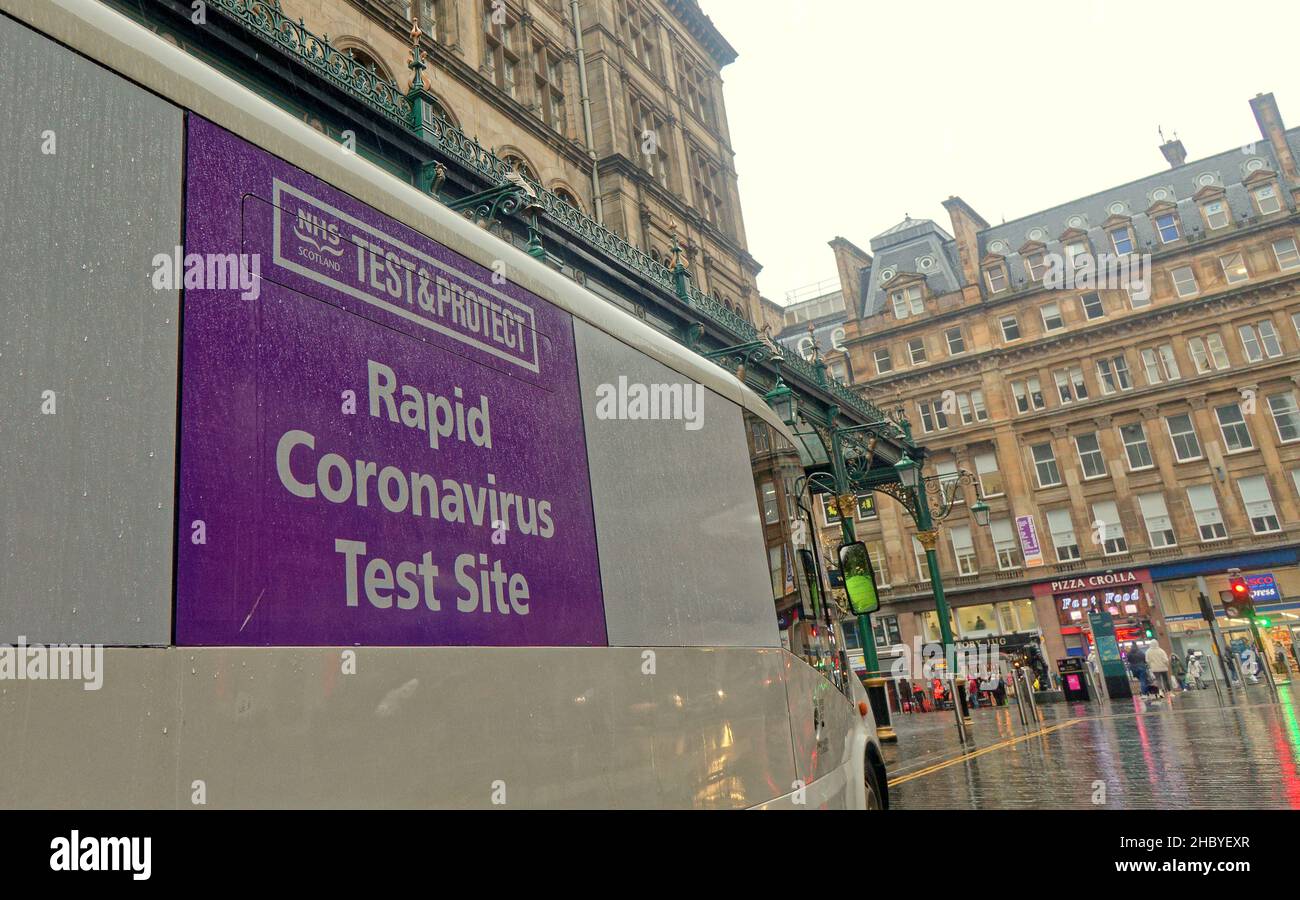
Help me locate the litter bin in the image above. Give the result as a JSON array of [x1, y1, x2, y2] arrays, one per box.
[[1057, 657, 1090, 702]]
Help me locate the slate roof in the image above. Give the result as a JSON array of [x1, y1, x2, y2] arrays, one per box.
[[856, 126, 1300, 314]]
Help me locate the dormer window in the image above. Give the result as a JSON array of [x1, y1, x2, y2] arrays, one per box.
[[1253, 184, 1282, 215], [985, 265, 1008, 293], [1025, 252, 1047, 281], [890, 284, 924, 318], [1064, 240, 1089, 267], [1109, 225, 1135, 255], [1202, 199, 1230, 230], [1154, 212, 1181, 243]]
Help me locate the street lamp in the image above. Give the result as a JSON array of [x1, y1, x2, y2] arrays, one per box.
[[970, 498, 991, 527], [893, 453, 919, 489], [764, 377, 797, 427]]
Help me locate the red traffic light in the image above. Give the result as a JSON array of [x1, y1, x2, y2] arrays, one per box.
[[1230, 578, 1250, 598]]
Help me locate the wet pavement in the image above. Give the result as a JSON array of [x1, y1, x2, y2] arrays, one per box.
[[883, 679, 1300, 809]]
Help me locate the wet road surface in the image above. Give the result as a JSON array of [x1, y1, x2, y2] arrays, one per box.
[[883, 680, 1300, 809]]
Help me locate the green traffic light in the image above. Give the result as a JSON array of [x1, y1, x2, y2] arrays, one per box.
[[1256, 617, 1271, 627]]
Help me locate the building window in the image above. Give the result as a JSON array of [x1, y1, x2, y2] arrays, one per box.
[[1268, 393, 1300, 443], [1155, 212, 1181, 243], [945, 327, 966, 355], [689, 148, 726, 228], [630, 95, 670, 187], [1202, 200, 1230, 230], [1187, 484, 1228, 542], [912, 536, 930, 582], [1012, 377, 1045, 413], [866, 541, 891, 588], [1080, 291, 1105, 320], [1046, 508, 1080, 561], [1095, 355, 1132, 394], [950, 525, 979, 576], [1273, 237, 1300, 270], [1215, 403, 1253, 453], [1000, 315, 1021, 341], [1075, 433, 1108, 479], [616, 0, 661, 74], [1188, 334, 1230, 373], [1121, 422, 1154, 470], [761, 481, 779, 524], [908, 337, 927, 365], [874, 348, 893, 373], [1166, 413, 1203, 462], [891, 285, 924, 318], [873, 614, 902, 647], [974, 450, 1003, 497], [1040, 302, 1064, 332], [990, 519, 1021, 570], [482, 4, 519, 98], [958, 390, 989, 425], [1238, 475, 1280, 534], [750, 421, 770, 454], [675, 52, 716, 129], [1053, 366, 1088, 404], [917, 399, 949, 433], [1110, 225, 1135, 254], [985, 266, 1008, 293], [1138, 493, 1177, 548], [1171, 266, 1198, 297], [1239, 320, 1282, 362], [1220, 252, 1249, 284], [1091, 500, 1128, 555], [1025, 252, 1047, 281], [1127, 285, 1152, 309], [1032, 443, 1061, 487], [1254, 184, 1282, 215], [1140, 344, 1180, 384], [533, 42, 567, 133], [768, 543, 785, 600], [831, 328, 846, 351]]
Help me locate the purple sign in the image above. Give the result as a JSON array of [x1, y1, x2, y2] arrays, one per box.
[[175, 117, 607, 646], [1016, 514, 1044, 568]]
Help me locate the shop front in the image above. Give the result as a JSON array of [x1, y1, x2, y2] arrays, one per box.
[[1150, 547, 1300, 684], [1032, 567, 1163, 661]]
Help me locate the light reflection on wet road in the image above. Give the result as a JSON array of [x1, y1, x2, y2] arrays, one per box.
[[883, 683, 1300, 809]]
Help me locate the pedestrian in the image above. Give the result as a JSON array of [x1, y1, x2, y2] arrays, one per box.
[[1128, 643, 1150, 697], [1170, 652, 1186, 690], [1146, 643, 1172, 698], [1185, 652, 1205, 690]]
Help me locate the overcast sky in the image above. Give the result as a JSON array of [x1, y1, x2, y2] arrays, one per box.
[[701, 0, 1300, 304]]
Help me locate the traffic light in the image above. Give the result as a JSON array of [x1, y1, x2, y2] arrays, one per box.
[[1256, 617, 1272, 628], [1229, 576, 1250, 603], [1142, 619, 1155, 639]]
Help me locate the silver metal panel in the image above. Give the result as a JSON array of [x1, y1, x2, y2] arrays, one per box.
[[573, 320, 779, 648], [784, 655, 864, 801], [0, 12, 182, 644], [0, 646, 799, 809]]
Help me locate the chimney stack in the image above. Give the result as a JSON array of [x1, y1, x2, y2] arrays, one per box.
[[1158, 129, 1187, 168], [1250, 92, 1300, 186]]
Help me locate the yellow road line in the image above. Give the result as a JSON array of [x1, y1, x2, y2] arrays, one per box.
[[888, 718, 1083, 787]]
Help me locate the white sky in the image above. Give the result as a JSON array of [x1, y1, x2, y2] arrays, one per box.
[[701, 0, 1300, 303]]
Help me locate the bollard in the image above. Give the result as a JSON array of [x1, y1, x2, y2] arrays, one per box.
[[864, 675, 897, 743], [949, 674, 968, 744], [1019, 667, 1041, 726], [1010, 669, 1029, 729]]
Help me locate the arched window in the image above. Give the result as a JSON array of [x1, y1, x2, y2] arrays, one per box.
[[797, 336, 816, 361], [502, 153, 539, 185], [552, 185, 582, 211], [341, 45, 395, 84], [832, 327, 846, 351]]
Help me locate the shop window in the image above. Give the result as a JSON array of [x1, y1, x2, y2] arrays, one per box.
[[956, 604, 999, 638], [920, 610, 957, 643]]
